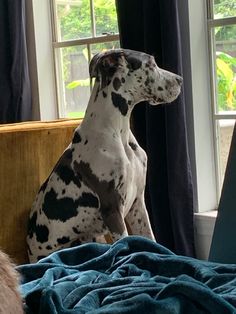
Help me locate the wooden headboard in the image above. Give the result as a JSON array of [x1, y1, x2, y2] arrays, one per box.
[[0, 119, 82, 265]]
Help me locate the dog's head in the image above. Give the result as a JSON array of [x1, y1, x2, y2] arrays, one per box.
[[89, 48, 182, 105]]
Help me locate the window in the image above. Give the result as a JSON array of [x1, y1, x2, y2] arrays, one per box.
[[50, 0, 120, 119], [207, 0, 236, 196]]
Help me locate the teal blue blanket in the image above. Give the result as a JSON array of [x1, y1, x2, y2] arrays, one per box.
[[18, 236, 236, 313]]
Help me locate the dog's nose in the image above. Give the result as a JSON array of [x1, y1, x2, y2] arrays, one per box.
[[176, 76, 183, 85]]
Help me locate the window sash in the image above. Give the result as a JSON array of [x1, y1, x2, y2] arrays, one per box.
[[50, 0, 120, 118], [50, 0, 119, 45], [208, 16, 236, 27], [52, 34, 120, 49], [207, 0, 236, 197]]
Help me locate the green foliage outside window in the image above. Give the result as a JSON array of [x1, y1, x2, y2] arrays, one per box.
[[216, 52, 236, 111], [214, 0, 236, 111], [56, 0, 119, 117], [57, 0, 118, 40], [214, 0, 236, 19], [58, 0, 118, 80]]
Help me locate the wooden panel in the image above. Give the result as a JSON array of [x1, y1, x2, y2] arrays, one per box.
[[0, 119, 81, 264]]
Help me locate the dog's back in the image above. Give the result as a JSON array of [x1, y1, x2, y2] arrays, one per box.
[[0, 250, 23, 314]]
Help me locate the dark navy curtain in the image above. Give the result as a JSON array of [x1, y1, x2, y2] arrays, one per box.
[[116, 0, 195, 257], [0, 0, 31, 123]]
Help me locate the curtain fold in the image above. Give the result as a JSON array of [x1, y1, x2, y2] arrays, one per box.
[[0, 0, 31, 123], [116, 0, 195, 257]]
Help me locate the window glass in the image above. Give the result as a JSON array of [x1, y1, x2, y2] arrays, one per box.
[[208, 0, 236, 196], [213, 25, 236, 113], [214, 0, 236, 19], [56, 45, 90, 118], [52, 0, 120, 118], [56, 0, 92, 41], [94, 0, 119, 36], [55, 40, 120, 118]]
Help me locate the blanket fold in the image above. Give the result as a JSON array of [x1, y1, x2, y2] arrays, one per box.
[[18, 236, 236, 313]]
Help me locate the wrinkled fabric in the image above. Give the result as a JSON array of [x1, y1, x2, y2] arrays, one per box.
[[0, 0, 31, 123], [18, 237, 236, 313]]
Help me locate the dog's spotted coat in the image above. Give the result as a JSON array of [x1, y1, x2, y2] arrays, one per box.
[[27, 49, 182, 262]]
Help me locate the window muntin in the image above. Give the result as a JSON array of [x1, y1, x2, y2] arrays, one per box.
[[51, 0, 119, 118]]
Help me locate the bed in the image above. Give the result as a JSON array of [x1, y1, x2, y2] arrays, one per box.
[[18, 236, 236, 313]]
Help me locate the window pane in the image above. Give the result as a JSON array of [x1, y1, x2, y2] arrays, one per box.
[[55, 41, 119, 118], [55, 45, 90, 118], [94, 0, 119, 36], [213, 25, 236, 113], [218, 119, 235, 187], [55, 0, 91, 41], [214, 0, 236, 18], [90, 40, 120, 56]]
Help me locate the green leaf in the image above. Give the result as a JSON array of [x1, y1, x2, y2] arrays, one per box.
[[216, 52, 236, 67], [67, 111, 85, 119], [216, 58, 233, 82], [66, 78, 90, 89]]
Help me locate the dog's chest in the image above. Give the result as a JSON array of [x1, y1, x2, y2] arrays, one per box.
[[73, 129, 147, 211], [122, 141, 147, 210]]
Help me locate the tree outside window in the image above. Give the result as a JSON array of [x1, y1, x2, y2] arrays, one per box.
[[52, 0, 119, 118]]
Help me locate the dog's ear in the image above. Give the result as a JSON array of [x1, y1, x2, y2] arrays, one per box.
[[89, 50, 126, 90]]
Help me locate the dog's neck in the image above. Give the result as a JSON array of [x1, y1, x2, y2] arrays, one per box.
[[81, 80, 138, 143]]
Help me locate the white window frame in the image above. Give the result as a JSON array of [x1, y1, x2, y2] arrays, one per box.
[[50, 0, 120, 118], [206, 0, 236, 198], [179, 0, 218, 214], [182, 0, 236, 259], [26, 0, 119, 120], [178, 0, 219, 259], [26, 0, 58, 120]]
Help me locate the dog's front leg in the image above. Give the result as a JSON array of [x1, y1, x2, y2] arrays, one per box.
[[101, 208, 128, 242], [125, 195, 156, 241], [74, 160, 129, 243]]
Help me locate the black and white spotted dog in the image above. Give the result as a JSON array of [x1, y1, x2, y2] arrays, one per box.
[[27, 49, 182, 262]]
